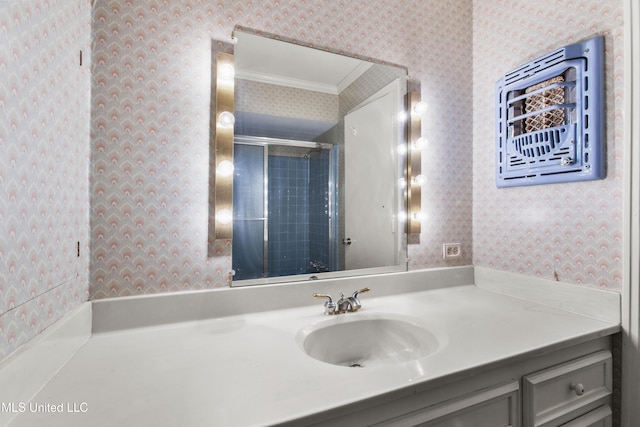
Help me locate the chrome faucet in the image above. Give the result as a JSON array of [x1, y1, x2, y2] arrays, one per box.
[[312, 293, 336, 315], [313, 288, 370, 315], [336, 292, 352, 313]]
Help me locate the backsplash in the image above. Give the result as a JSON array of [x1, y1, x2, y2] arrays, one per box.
[[90, 0, 474, 298], [472, 0, 624, 290], [0, 0, 92, 360]]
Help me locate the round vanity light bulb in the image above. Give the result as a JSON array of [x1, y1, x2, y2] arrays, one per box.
[[218, 63, 235, 81], [413, 101, 428, 115], [413, 211, 426, 222], [217, 209, 233, 225], [218, 111, 235, 128], [413, 174, 427, 186], [217, 160, 234, 177], [413, 137, 428, 150]]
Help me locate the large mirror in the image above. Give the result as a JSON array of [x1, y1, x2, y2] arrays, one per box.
[[228, 26, 409, 286]]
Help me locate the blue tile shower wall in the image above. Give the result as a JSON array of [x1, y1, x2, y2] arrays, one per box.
[[268, 156, 310, 276]]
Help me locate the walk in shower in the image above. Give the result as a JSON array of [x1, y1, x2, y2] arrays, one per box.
[[232, 136, 338, 281]]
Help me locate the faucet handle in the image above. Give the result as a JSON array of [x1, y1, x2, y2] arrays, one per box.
[[352, 287, 370, 297], [349, 287, 370, 312], [313, 293, 336, 315]]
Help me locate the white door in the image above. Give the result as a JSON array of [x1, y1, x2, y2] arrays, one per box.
[[344, 81, 400, 270]]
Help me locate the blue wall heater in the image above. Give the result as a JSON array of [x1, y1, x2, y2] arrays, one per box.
[[495, 36, 605, 188]]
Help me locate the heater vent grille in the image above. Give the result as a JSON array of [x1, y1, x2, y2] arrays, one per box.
[[495, 36, 605, 187]]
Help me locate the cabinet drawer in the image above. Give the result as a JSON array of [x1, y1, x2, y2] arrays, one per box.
[[374, 381, 519, 427], [560, 405, 611, 427], [523, 351, 612, 427]]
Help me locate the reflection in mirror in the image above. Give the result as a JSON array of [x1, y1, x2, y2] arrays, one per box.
[[230, 27, 409, 286]]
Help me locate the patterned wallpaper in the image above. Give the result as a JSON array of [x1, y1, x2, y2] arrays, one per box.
[[0, 0, 625, 361], [90, 0, 474, 298], [472, 0, 625, 290], [0, 0, 92, 360], [235, 79, 339, 122]]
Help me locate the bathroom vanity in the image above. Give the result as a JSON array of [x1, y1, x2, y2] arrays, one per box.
[[1, 268, 620, 427], [285, 286, 617, 427], [296, 326, 613, 427]]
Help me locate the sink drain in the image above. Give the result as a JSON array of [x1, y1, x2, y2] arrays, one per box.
[[349, 363, 364, 368]]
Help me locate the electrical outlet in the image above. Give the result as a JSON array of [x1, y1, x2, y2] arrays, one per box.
[[443, 243, 461, 259]]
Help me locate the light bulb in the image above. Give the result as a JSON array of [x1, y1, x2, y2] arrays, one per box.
[[217, 209, 232, 225], [413, 137, 427, 150], [218, 111, 235, 128], [413, 174, 427, 186], [413, 211, 426, 222], [217, 160, 234, 177], [413, 101, 428, 115], [219, 63, 235, 82]]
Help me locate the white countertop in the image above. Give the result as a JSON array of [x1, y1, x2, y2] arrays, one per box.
[[8, 285, 619, 427]]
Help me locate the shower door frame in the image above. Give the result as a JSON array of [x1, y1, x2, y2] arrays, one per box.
[[233, 135, 338, 284]]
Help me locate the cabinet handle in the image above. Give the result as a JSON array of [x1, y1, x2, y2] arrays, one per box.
[[569, 382, 585, 396]]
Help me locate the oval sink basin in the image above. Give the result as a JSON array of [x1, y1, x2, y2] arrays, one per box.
[[297, 313, 442, 368]]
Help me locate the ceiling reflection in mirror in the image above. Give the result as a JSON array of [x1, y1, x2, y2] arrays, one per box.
[[229, 26, 409, 286]]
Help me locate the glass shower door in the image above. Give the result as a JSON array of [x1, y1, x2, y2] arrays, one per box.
[[232, 139, 338, 283], [232, 144, 266, 280]]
